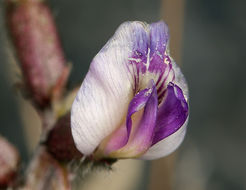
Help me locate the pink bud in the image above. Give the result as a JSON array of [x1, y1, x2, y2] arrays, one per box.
[[6, 0, 69, 108], [0, 136, 19, 188]]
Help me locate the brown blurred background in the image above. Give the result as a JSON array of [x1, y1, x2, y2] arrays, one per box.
[[0, 0, 246, 190]]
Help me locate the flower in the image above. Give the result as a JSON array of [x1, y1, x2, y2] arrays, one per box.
[[71, 21, 189, 160]]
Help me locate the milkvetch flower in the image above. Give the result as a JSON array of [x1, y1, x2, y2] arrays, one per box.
[[71, 21, 189, 160]]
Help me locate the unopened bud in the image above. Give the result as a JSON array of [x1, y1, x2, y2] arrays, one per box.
[[0, 136, 19, 188], [6, 0, 69, 108], [46, 113, 83, 161]]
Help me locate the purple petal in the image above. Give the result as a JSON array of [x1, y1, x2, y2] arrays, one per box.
[[127, 21, 175, 97], [126, 83, 155, 139], [131, 23, 148, 61], [150, 22, 169, 53], [128, 23, 149, 89], [127, 82, 158, 154], [149, 22, 175, 101], [152, 82, 188, 145], [103, 81, 158, 156], [149, 21, 171, 72]]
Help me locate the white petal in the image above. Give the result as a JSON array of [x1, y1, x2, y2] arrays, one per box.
[[140, 118, 188, 160], [172, 61, 189, 100], [71, 22, 148, 155]]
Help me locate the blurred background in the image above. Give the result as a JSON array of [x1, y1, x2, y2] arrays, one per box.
[[0, 0, 246, 189]]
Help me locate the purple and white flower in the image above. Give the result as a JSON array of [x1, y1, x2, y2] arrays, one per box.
[[71, 21, 189, 160]]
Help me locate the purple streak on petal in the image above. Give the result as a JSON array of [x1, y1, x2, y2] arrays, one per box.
[[157, 89, 167, 105], [152, 82, 188, 145], [132, 25, 148, 58], [127, 21, 175, 96], [126, 21, 176, 106], [128, 22, 170, 75], [148, 21, 176, 103], [156, 63, 175, 104], [156, 63, 172, 94]]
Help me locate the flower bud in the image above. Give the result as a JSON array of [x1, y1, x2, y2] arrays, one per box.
[[6, 0, 69, 108], [0, 136, 19, 188], [46, 113, 83, 161]]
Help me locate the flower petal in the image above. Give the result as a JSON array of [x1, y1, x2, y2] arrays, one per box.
[[152, 83, 188, 145], [140, 118, 188, 160], [105, 81, 158, 158], [125, 83, 158, 156], [100, 85, 153, 155], [71, 22, 149, 155], [140, 82, 188, 160], [149, 21, 169, 72], [134, 21, 175, 103], [172, 61, 189, 100]]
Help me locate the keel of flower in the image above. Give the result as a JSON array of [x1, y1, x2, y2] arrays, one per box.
[[95, 81, 158, 158], [71, 21, 189, 160]]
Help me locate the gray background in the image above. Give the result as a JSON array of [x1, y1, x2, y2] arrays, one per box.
[[0, 0, 245, 189]]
